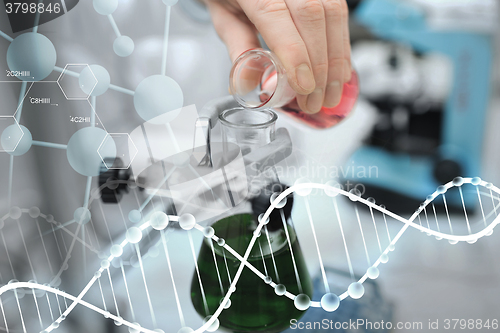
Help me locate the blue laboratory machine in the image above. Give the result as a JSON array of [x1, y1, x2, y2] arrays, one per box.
[[344, 0, 494, 212]]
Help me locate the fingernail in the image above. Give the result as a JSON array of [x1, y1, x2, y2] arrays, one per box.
[[306, 88, 323, 114], [296, 64, 315, 92], [324, 81, 342, 108], [344, 59, 352, 82]]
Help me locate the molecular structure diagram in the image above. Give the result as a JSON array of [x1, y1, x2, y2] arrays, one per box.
[[1, 1, 500, 333], [1, 0, 183, 210]]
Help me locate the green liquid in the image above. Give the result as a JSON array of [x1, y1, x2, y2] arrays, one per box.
[[191, 213, 313, 333]]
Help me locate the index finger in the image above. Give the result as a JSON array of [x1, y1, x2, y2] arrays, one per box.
[[237, 0, 316, 95]]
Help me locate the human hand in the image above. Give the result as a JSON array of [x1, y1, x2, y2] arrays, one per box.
[[204, 0, 352, 114]]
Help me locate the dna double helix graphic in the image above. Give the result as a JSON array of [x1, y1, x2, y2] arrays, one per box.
[[0, 176, 498, 333]]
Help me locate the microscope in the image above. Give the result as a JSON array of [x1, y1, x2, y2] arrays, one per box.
[[343, 0, 495, 213]]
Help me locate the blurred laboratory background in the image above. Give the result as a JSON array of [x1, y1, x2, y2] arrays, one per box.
[[0, 0, 500, 332]]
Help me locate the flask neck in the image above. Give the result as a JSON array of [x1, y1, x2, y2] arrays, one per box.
[[229, 48, 360, 129], [219, 107, 277, 155], [229, 48, 295, 110]]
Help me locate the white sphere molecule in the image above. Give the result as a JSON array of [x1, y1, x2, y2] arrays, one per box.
[[367, 266, 380, 279], [294, 178, 312, 196], [128, 209, 141, 223], [114, 36, 135, 57], [1, 124, 32, 156], [110, 244, 123, 257], [348, 282, 365, 299], [149, 211, 169, 230], [321, 293, 340, 312], [324, 180, 341, 197], [274, 284, 286, 296], [294, 294, 311, 311], [179, 214, 196, 230], [93, 0, 118, 15], [203, 316, 220, 332], [270, 192, 287, 208], [126, 227, 142, 244], [79, 64, 111, 96], [9, 206, 22, 220]]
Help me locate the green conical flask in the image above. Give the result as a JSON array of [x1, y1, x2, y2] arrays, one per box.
[[191, 187, 313, 332], [191, 107, 312, 332]]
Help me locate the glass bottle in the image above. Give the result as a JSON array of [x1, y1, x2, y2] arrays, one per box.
[[190, 108, 313, 332], [229, 48, 359, 129], [219, 107, 277, 156]]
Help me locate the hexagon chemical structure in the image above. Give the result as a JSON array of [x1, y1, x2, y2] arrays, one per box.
[[97, 133, 138, 170], [0, 116, 24, 153], [13, 82, 35, 119], [0, 81, 34, 118], [56, 64, 97, 100]]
